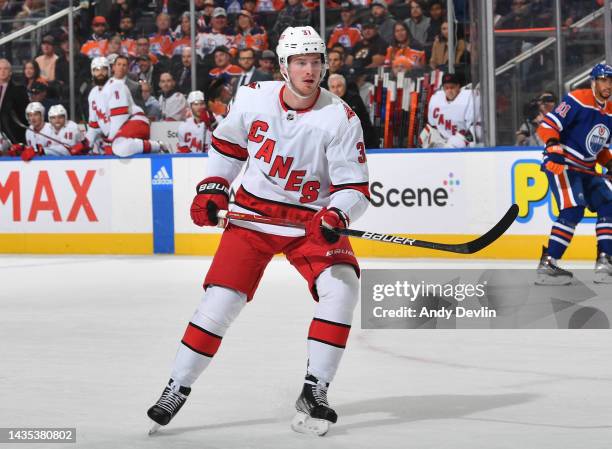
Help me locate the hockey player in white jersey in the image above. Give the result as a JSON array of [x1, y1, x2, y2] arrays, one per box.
[[176, 90, 214, 153], [72, 56, 167, 157], [419, 73, 477, 148], [148, 26, 370, 437], [9, 102, 53, 161], [46, 105, 83, 156]]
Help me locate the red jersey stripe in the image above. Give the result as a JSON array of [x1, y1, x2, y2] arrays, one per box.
[[211, 135, 248, 161]]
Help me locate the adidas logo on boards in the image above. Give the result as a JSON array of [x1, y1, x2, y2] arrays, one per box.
[[152, 165, 173, 185]]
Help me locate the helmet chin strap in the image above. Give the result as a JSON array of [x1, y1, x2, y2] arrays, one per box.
[[280, 65, 326, 101]]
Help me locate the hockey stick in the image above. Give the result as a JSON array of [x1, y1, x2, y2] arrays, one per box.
[[565, 165, 612, 181], [11, 110, 72, 150], [217, 204, 519, 254]]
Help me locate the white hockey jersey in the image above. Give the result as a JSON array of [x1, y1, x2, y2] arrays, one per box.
[[177, 117, 211, 153], [209, 81, 370, 237], [427, 88, 476, 142], [86, 78, 147, 144], [26, 123, 56, 154], [46, 121, 82, 156]]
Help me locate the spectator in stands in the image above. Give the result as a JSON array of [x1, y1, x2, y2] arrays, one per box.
[[0, 0, 19, 57], [367, 0, 396, 45], [322, 49, 351, 89], [537, 90, 556, 114], [516, 97, 544, 146], [0, 59, 29, 145], [429, 20, 466, 70], [197, 0, 216, 30], [242, 0, 265, 27], [384, 22, 425, 69], [256, 0, 285, 12], [158, 72, 189, 120], [109, 0, 140, 32], [327, 1, 362, 54], [172, 13, 193, 58], [206, 77, 232, 120], [353, 69, 374, 115], [426, 1, 445, 44], [23, 60, 48, 91], [27, 82, 59, 117], [197, 7, 236, 58], [35, 35, 59, 81], [13, 0, 45, 31], [352, 19, 388, 69], [140, 81, 162, 121], [149, 13, 174, 58], [130, 37, 163, 76], [131, 55, 162, 96], [404, 0, 430, 48], [55, 36, 90, 109], [269, 0, 311, 46], [105, 35, 129, 57], [258, 49, 276, 75], [235, 48, 273, 90], [328, 74, 378, 148], [118, 15, 138, 54], [234, 10, 269, 54], [81, 17, 110, 59], [172, 47, 208, 94], [209, 46, 243, 79]]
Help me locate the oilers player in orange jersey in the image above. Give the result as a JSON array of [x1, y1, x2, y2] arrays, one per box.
[[536, 63, 612, 285]]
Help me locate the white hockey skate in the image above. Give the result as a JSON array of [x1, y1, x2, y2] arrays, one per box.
[[535, 246, 573, 286], [594, 252, 612, 284], [147, 379, 191, 435], [291, 374, 337, 437]]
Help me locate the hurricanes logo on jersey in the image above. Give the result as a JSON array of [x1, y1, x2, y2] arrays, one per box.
[[585, 124, 610, 155]]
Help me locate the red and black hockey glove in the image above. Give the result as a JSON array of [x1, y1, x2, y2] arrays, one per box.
[[190, 177, 229, 227], [307, 207, 348, 245], [20, 146, 36, 162], [9, 143, 23, 157], [544, 139, 565, 175], [199, 109, 215, 129], [70, 139, 90, 156]]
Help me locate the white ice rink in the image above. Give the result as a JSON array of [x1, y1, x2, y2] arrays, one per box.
[[1, 255, 611, 449]]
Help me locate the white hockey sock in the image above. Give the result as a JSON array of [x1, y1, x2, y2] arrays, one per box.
[[306, 264, 359, 383], [171, 286, 247, 387]]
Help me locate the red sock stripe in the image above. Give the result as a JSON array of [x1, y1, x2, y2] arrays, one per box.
[[308, 318, 351, 349], [181, 322, 222, 357], [596, 229, 612, 235], [552, 229, 573, 240]]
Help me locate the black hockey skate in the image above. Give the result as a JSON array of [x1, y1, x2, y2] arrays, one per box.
[[535, 246, 573, 285], [594, 252, 612, 284], [147, 379, 191, 435], [291, 374, 337, 436]]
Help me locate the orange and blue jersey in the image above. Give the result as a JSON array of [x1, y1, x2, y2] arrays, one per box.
[[327, 23, 362, 51], [538, 88, 612, 171]]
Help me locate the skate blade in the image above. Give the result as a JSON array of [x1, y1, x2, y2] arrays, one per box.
[[594, 273, 612, 284], [291, 412, 331, 436], [535, 274, 572, 286], [148, 422, 162, 436]]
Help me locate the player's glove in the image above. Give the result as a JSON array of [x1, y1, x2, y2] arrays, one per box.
[[70, 139, 90, 156], [544, 139, 565, 175], [190, 177, 229, 227], [307, 207, 348, 245], [177, 146, 191, 154], [199, 109, 215, 129], [21, 146, 36, 162], [9, 143, 23, 157]]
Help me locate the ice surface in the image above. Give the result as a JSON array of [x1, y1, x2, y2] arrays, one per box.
[[1, 255, 610, 449]]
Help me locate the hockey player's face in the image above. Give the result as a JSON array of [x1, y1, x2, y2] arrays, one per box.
[[27, 112, 43, 128], [288, 54, 322, 97], [191, 102, 205, 118], [50, 115, 66, 130], [93, 67, 109, 86], [443, 82, 460, 101], [594, 77, 612, 100]]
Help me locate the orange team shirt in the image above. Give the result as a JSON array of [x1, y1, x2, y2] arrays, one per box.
[[209, 64, 243, 78], [327, 24, 362, 50], [384, 46, 426, 67], [171, 36, 191, 57], [81, 40, 107, 59], [121, 38, 137, 56], [149, 34, 174, 57], [234, 29, 269, 52]]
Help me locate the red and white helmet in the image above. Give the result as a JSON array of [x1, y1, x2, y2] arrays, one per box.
[[26, 101, 45, 119], [276, 26, 327, 98], [187, 90, 205, 104], [48, 104, 67, 118], [91, 56, 110, 74]]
